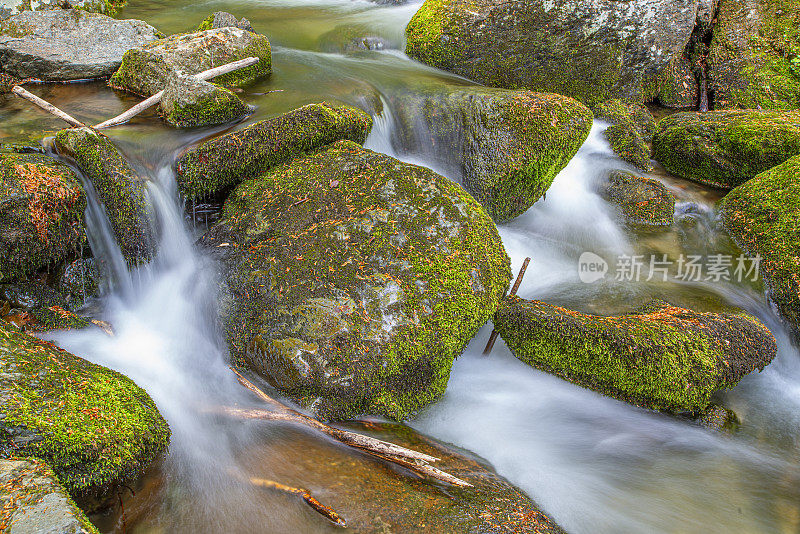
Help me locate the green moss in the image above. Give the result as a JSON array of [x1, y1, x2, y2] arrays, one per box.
[[0, 151, 86, 283], [74, 0, 127, 17], [175, 102, 373, 200], [653, 109, 800, 189], [599, 170, 675, 227], [595, 99, 655, 171], [196, 14, 214, 31], [494, 297, 776, 412], [163, 81, 250, 128], [0, 320, 169, 496], [54, 128, 153, 267], [720, 155, 800, 328], [206, 140, 511, 420]]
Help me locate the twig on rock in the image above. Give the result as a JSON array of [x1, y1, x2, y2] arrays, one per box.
[[483, 257, 531, 355]]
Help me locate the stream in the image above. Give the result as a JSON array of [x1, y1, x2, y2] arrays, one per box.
[[2, 0, 800, 532]]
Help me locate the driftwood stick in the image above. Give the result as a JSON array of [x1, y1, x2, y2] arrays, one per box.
[[93, 56, 260, 129], [250, 478, 347, 527], [483, 256, 531, 355], [227, 369, 472, 487], [11, 86, 86, 127]]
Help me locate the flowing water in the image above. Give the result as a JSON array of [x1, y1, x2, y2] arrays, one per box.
[[2, 0, 800, 532]]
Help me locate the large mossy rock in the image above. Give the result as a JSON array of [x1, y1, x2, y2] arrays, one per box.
[[391, 88, 592, 222], [0, 320, 169, 496], [175, 102, 372, 200], [0, 10, 160, 81], [404, 0, 700, 108], [203, 141, 511, 420], [720, 155, 800, 328], [0, 151, 85, 283], [653, 110, 800, 189], [0, 458, 99, 534], [160, 69, 251, 128], [598, 170, 675, 227], [494, 297, 776, 413], [109, 27, 271, 97], [595, 99, 656, 171], [0, 0, 127, 18], [709, 0, 800, 110], [239, 420, 565, 533], [55, 127, 154, 267]]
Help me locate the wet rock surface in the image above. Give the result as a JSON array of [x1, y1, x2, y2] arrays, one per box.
[[175, 102, 372, 200], [197, 11, 254, 33], [160, 69, 251, 128], [0, 10, 160, 81], [595, 99, 656, 171], [202, 140, 510, 420], [494, 297, 777, 413], [598, 170, 675, 227], [109, 26, 271, 97]]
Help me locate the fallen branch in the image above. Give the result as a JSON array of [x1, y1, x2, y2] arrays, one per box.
[[228, 368, 472, 487], [93, 56, 260, 129], [250, 478, 346, 527], [11, 86, 86, 128], [483, 257, 531, 355]]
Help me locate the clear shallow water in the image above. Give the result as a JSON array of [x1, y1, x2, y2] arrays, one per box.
[[2, 0, 798, 532]]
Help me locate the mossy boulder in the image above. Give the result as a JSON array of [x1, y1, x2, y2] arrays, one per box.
[[202, 141, 511, 420], [196, 11, 254, 33], [494, 297, 776, 413], [160, 69, 251, 128], [720, 155, 800, 328], [109, 27, 271, 97], [709, 0, 800, 110], [595, 99, 656, 171], [657, 55, 700, 109], [0, 320, 169, 496], [237, 420, 565, 533], [0, 0, 127, 17], [1, 280, 92, 332], [0, 458, 99, 534], [55, 127, 154, 267], [598, 170, 675, 227], [404, 0, 699, 108], [0, 151, 85, 283], [653, 110, 800, 188], [175, 102, 372, 200], [392, 88, 592, 222]]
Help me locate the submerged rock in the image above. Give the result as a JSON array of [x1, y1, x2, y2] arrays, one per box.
[[0, 151, 85, 283], [404, 0, 699, 108], [392, 87, 592, 222], [175, 102, 372, 200], [595, 99, 655, 171], [653, 110, 800, 189], [494, 297, 776, 413], [0, 10, 160, 81], [203, 141, 511, 420], [0, 458, 99, 534], [109, 27, 271, 97], [160, 69, 251, 128], [697, 404, 740, 432], [239, 421, 565, 533], [598, 170, 675, 227], [709, 0, 800, 110], [318, 25, 391, 53], [54, 127, 154, 267], [720, 155, 800, 329], [196, 11, 254, 33], [0, 319, 170, 496]]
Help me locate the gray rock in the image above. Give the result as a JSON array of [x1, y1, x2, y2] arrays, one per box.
[[405, 0, 702, 108], [318, 24, 392, 53], [0, 10, 160, 81], [198, 11, 254, 33], [109, 26, 272, 97], [160, 69, 250, 128], [0, 458, 97, 534], [0, 0, 126, 18]]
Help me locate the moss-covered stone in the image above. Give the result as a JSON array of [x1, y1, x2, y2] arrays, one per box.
[[54, 127, 154, 267], [0, 151, 86, 283], [404, 0, 698, 108], [175, 102, 372, 200], [653, 109, 800, 188], [196, 11, 254, 33], [1, 280, 92, 332], [598, 170, 675, 227], [202, 140, 511, 420], [109, 27, 271, 97], [0, 458, 100, 534], [494, 297, 776, 413], [0, 320, 169, 496], [392, 88, 592, 222], [720, 155, 800, 328], [160, 69, 251, 128], [657, 55, 700, 109], [595, 99, 656, 171], [709, 0, 800, 110], [0, 73, 14, 93]]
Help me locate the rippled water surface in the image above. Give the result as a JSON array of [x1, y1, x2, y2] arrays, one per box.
[[2, 1, 799, 532]]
